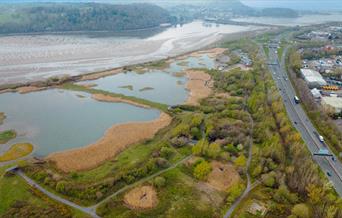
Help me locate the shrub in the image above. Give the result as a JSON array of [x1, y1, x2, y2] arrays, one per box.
[[234, 154, 247, 167], [193, 160, 212, 180], [153, 176, 166, 188], [55, 181, 67, 193], [291, 203, 311, 218], [160, 147, 174, 159]]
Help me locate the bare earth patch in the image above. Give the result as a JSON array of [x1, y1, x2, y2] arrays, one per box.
[[92, 93, 150, 109], [47, 112, 172, 172], [16, 86, 46, 94], [207, 161, 240, 191], [185, 70, 212, 105], [80, 68, 122, 81], [124, 186, 158, 210]]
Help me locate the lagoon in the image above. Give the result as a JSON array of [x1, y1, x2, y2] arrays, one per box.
[[0, 89, 160, 157], [79, 54, 215, 105]]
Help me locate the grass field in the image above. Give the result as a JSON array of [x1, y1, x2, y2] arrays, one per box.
[[0, 143, 33, 162], [97, 167, 224, 218]]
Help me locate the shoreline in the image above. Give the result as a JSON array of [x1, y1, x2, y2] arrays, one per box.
[[47, 112, 172, 172]]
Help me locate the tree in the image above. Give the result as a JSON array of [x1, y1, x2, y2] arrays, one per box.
[[160, 146, 174, 159], [206, 143, 221, 159], [193, 161, 212, 180], [291, 203, 311, 218], [192, 139, 209, 156], [56, 181, 67, 193]]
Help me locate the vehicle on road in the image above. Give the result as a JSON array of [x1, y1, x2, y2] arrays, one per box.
[[319, 135, 325, 143], [327, 171, 332, 177], [294, 96, 300, 104]]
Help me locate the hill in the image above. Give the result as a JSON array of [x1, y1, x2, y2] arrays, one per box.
[[0, 3, 175, 34]]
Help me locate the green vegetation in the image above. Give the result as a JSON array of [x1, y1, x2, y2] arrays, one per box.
[[4, 38, 340, 218], [0, 143, 33, 162], [62, 83, 169, 112], [139, 87, 154, 92], [0, 3, 174, 34], [0, 165, 87, 217], [0, 130, 16, 144], [119, 85, 134, 91]]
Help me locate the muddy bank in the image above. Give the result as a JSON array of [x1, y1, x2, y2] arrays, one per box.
[[185, 70, 212, 105], [92, 93, 150, 109], [47, 112, 172, 172]]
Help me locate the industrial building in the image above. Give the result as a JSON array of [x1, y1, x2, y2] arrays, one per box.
[[300, 68, 327, 88], [321, 95, 342, 113]]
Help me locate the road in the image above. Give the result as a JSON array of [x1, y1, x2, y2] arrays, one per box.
[[267, 41, 342, 196]]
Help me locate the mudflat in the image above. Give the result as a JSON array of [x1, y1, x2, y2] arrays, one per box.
[[185, 70, 212, 105]]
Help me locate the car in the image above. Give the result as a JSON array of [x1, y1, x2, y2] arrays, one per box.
[[332, 156, 336, 162], [319, 135, 324, 143], [294, 121, 297, 125], [327, 171, 332, 177]]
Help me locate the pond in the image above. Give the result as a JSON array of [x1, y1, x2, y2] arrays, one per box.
[[78, 54, 215, 105], [0, 89, 160, 157]]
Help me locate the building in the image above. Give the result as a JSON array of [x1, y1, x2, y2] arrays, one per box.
[[321, 95, 342, 113], [300, 69, 327, 88]]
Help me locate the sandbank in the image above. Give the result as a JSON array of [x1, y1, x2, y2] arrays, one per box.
[[185, 70, 212, 105], [16, 86, 46, 94], [47, 112, 172, 172], [91, 93, 150, 109]]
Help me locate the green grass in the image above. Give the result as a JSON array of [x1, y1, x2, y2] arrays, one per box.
[[62, 83, 169, 112], [0, 130, 16, 144], [263, 46, 269, 58], [97, 167, 223, 218]]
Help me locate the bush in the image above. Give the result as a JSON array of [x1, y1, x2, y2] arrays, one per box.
[[193, 160, 212, 180], [291, 203, 311, 218], [234, 154, 247, 167], [55, 181, 67, 193], [160, 147, 174, 159], [153, 176, 166, 188]]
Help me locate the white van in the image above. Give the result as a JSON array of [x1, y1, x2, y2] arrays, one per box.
[[319, 135, 324, 143]]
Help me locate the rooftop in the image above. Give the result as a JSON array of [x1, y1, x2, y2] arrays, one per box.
[[300, 69, 327, 86]]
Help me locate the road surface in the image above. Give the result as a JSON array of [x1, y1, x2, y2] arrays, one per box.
[[266, 41, 342, 196]]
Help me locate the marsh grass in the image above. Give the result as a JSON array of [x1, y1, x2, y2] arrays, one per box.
[[0, 143, 33, 162]]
